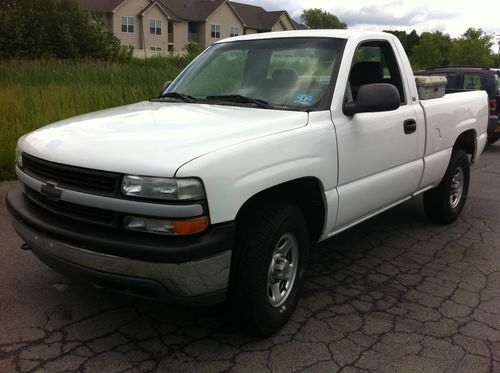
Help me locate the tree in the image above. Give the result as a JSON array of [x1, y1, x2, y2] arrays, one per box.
[[384, 29, 420, 58], [384, 30, 408, 48], [448, 28, 493, 66], [301, 9, 347, 29], [493, 53, 500, 68], [406, 30, 421, 55], [0, 0, 131, 61], [411, 31, 452, 69]]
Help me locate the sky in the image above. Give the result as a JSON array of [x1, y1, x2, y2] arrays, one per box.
[[244, 0, 500, 53]]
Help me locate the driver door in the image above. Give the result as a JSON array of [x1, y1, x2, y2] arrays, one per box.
[[332, 40, 423, 229]]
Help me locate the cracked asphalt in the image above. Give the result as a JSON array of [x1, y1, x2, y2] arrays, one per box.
[[1, 145, 500, 373]]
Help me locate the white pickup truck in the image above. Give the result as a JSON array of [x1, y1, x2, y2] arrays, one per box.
[[7, 30, 488, 336]]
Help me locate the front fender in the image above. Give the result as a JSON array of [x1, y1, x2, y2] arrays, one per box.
[[175, 112, 337, 224]]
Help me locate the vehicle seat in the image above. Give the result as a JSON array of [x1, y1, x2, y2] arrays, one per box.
[[269, 69, 299, 89], [349, 61, 383, 100], [262, 69, 300, 105]]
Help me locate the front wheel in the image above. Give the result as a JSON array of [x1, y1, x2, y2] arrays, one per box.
[[423, 149, 470, 224], [229, 201, 309, 336]]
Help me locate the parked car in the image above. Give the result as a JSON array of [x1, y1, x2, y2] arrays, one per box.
[[7, 30, 489, 336], [415, 66, 500, 144]]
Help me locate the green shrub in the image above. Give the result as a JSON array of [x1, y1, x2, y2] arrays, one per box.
[[0, 57, 192, 180]]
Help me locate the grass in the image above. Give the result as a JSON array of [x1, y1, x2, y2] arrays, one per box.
[[0, 57, 191, 180]]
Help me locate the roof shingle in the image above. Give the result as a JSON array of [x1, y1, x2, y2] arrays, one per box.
[[79, 0, 125, 13], [158, 0, 226, 22], [229, 1, 265, 29]]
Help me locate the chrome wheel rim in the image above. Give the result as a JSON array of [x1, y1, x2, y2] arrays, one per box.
[[450, 166, 464, 209], [267, 233, 299, 307]]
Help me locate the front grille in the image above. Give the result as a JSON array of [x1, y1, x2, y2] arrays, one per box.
[[25, 186, 117, 227], [22, 153, 120, 196]]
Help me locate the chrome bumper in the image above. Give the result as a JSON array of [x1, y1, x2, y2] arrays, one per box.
[[11, 218, 231, 301]]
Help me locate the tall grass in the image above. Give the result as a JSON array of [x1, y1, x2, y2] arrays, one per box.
[[0, 57, 189, 180]]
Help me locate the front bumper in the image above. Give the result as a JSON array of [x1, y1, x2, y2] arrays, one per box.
[[6, 188, 234, 305]]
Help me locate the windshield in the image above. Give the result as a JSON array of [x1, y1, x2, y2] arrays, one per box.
[[165, 37, 345, 111]]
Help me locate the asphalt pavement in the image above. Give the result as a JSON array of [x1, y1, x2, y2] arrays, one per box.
[[1, 145, 500, 372]]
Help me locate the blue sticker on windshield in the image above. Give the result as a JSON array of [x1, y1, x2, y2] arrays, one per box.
[[294, 94, 313, 106]]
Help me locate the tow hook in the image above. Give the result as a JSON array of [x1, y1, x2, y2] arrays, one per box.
[[21, 243, 31, 251]]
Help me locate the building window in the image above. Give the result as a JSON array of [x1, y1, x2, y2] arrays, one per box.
[[121, 16, 134, 33], [150, 19, 161, 35], [150, 46, 162, 51], [168, 22, 173, 43], [211, 24, 221, 38], [168, 45, 174, 52], [229, 26, 239, 37]]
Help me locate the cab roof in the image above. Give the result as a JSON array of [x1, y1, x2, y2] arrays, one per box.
[[214, 29, 396, 43]]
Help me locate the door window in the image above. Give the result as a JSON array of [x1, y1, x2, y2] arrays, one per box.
[[348, 41, 405, 103]]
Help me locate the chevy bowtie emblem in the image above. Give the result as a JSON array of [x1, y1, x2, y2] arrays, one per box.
[[40, 182, 62, 201]]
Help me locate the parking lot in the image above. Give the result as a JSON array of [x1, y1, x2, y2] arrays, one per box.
[[1, 145, 499, 373]]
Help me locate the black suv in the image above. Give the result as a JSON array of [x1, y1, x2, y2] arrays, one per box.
[[416, 67, 500, 144]]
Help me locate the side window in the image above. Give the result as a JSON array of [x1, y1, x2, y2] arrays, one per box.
[[348, 41, 405, 103], [462, 74, 482, 90], [445, 73, 457, 89], [431, 72, 456, 89]]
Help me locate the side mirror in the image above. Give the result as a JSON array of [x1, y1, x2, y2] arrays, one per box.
[[343, 83, 400, 116], [159, 80, 172, 97]]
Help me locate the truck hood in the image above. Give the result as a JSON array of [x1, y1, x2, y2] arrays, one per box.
[[19, 101, 308, 176]]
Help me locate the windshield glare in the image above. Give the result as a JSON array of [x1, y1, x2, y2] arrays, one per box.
[[167, 38, 345, 110]]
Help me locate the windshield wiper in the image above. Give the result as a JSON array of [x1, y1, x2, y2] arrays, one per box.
[[158, 92, 197, 103], [205, 94, 272, 109]]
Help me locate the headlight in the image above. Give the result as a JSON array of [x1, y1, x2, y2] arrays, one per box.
[[15, 148, 23, 167], [121, 175, 205, 200]]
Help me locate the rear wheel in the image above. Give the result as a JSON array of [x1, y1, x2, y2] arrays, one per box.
[[229, 201, 308, 336], [423, 149, 470, 224]]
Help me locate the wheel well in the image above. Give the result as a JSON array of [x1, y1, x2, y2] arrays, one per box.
[[454, 129, 476, 161], [235, 178, 326, 243]]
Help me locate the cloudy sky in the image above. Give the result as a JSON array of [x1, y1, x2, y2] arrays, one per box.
[[244, 0, 500, 52]]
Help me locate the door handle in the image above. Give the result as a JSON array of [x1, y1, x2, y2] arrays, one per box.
[[403, 119, 417, 134]]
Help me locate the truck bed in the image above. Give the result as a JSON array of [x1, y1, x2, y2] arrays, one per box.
[[419, 90, 488, 158]]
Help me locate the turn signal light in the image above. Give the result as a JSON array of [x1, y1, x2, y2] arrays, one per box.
[[174, 217, 209, 235], [123, 216, 209, 235]]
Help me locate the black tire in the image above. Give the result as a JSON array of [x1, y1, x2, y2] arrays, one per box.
[[423, 149, 470, 224], [229, 201, 309, 336], [487, 135, 499, 145]]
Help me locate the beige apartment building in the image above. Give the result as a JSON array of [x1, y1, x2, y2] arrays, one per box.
[[80, 0, 307, 56]]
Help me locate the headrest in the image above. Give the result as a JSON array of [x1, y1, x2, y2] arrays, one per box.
[[270, 69, 299, 88], [349, 61, 383, 86]]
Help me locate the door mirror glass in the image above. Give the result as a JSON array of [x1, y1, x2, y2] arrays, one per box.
[[159, 80, 172, 97], [343, 83, 400, 116]]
